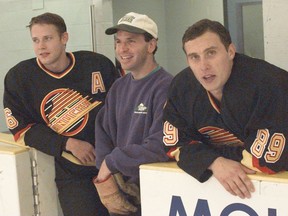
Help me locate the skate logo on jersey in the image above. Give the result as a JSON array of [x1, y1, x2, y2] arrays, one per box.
[[40, 88, 102, 136], [199, 126, 243, 146], [134, 103, 147, 114]]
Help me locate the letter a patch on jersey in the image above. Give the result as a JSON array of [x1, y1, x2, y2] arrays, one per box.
[[92, 72, 106, 94]]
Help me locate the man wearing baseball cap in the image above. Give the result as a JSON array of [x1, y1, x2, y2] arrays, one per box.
[[93, 12, 173, 215]]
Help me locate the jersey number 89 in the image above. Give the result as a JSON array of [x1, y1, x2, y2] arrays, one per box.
[[250, 129, 285, 163]]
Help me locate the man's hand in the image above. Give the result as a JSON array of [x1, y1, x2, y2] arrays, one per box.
[[93, 175, 137, 215], [65, 138, 95, 165], [209, 157, 256, 199]]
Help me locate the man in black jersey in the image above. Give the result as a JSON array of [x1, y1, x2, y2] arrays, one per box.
[[163, 19, 288, 199], [3, 12, 119, 215]]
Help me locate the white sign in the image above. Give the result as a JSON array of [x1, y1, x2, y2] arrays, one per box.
[[140, 162, 288, 216]]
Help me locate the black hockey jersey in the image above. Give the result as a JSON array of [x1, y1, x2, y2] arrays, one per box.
[[163, 53, 288, 182], [3, 51, 119, 166]]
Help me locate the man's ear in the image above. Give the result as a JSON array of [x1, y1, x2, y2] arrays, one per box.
[[228, 43, 236, 59], [148, 38, 157, 54], [61, 32, 69, 44]]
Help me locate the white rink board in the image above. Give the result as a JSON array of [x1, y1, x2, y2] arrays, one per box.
[[0, 143, 34, 216], [0, 133, 62, 216], [140, 162, 288, 216]]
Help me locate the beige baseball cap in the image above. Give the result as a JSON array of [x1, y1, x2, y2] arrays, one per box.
[[105, 12, 158, 39]]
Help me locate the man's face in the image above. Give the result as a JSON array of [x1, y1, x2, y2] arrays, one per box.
[[30, 24, 68, 71], [184, 31, 235, 100], [114, 30, 154, 73]]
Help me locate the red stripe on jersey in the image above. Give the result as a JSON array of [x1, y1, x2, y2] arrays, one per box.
[[14, 123, 34, 142], [166, 147, 177, 159], [252, 156, 276, 174]]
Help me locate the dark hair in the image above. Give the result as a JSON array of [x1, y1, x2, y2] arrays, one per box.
[[182, 19, 232, 53], [144, 32, 158, 55], [27, 12, 67, 35]]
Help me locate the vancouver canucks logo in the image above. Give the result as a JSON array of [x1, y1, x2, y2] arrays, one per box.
[[134, 103, 147, 114], [40, 88, 101, 136], [199, 126, 243, 146]]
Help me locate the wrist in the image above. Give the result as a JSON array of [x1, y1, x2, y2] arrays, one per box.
[[62, 137, 69, 151], [93, 174, 112, 184], [208, 156, 223, 171]]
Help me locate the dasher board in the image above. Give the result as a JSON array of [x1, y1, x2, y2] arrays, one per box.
[[140, 162, 288, 216], [0, 132, 28, 154], [0, 132, 17, 145], [0, 132, 62, 216], [141, 162, 288, 183]]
